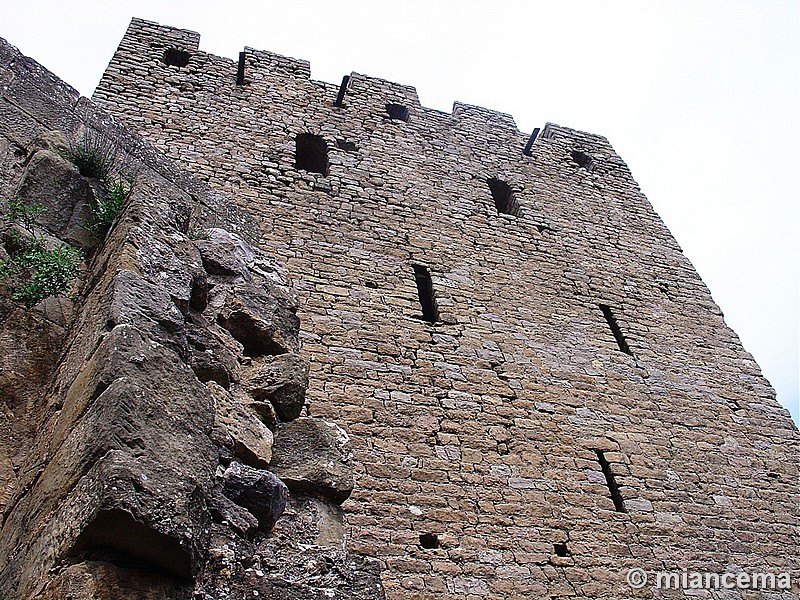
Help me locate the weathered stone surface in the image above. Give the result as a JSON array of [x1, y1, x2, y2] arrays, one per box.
[[247, 397, 279, 431], [3, 15, 800, 600], [221, 461, 288, 531], [269, 417, 354, 504], [208, 382, 273, 468], [15, 149, 96, 249], [244, 550, 385, 600], [187, 325, 240, 388], [135, 232, 205, 311], [281, 493, 347, 549], [217, 281, 300, 356], [0, 35, 382, 600], [243, 353, 309, 421], [207, 487, 259, 537], [193, 226, 254, 279], [91, 19, 799, 599], [36, 560, 185, 600], [108, 269, 185, 350]]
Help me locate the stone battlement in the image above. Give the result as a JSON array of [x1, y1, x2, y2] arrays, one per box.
[[97, 19, 618, 160]]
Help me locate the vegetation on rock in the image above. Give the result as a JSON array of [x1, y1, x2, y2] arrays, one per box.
[[0, 198, 81, 308], [63, 126, 119, 180], [86, 178, 131, 235]]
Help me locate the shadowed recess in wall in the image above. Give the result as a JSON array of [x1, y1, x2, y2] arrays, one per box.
[[67, 509, 193, 581], [295, 133, 329, 176]]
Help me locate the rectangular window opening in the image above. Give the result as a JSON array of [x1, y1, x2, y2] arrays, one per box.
[[599, 304, 633, 356], [594, 450, 626, 513], [413, 265, 439, 324]]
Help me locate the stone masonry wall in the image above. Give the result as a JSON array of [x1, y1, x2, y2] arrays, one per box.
[[84, 16, 799, 599], [0, 34, 383, 600]]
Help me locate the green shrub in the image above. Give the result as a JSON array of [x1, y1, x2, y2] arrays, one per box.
[[87, 179, 130, 235], [0, 198, 81, 308]]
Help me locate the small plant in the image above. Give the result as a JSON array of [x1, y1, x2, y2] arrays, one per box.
[[86, 179, 131, 235], [62, 122, 135, 238], [64, 127, 119, 180], [0, 198, 81, 309]]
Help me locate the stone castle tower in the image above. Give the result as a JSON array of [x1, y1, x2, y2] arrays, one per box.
[[0, 16, 797, 600]]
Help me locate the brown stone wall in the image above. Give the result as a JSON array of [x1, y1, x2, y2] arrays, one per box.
[[91, 18, 799, 599]]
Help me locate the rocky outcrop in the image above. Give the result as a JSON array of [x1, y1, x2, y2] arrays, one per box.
[[0, 35, 383, 600], [270, 418, 355, 504]]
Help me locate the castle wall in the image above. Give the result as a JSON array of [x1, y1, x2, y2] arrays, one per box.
[[93, 18, 799, 599]]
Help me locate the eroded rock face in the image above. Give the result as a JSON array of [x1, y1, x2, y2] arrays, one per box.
[[209, 383, 274, 468], [16, 149, 96, 249], [220, 461, 288, 532], [194, 227, 255, 280], [0, 37, 383, 600], [243, 353, 310, 421], [216, 281, 300, 357], [270, 418, 355, 504]]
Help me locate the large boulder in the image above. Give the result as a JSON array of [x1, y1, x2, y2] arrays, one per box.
[[243, 353, 309, 421], [269, 418, 354, 504]]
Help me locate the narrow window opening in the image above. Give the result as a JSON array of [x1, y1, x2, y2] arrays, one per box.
[[364, 280, 378, 289], [553, 543, 570, 557], [236, 51, 246, 85], [599, 304, 632, 356], [295, 134, 329, 176], [594, 450, 626, 513], [412, 265, 439, 324], [386, 103, 409, 122], [419, 533, 440, 549], [163, 48, 191, 67], [487, 178, 521, 217], [334, 75, 350, 108], [570, 150, 595, 171]]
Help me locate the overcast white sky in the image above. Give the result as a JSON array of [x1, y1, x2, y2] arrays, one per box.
[[3, 1, 798, 425]]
